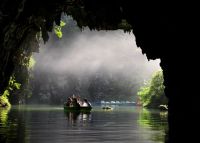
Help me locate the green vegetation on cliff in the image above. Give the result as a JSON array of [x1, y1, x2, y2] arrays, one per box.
[[0, 76, 21, 107], [54, 21, 66, 38], [137, 71, 167, 108]]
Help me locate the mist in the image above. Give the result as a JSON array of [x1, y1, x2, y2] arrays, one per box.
[[31, 17, 161, 104]]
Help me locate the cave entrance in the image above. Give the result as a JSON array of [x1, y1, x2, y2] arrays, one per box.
[[18, 16, 166, 143], [29, 16, 162, 105], [0, 13, 167, 143]]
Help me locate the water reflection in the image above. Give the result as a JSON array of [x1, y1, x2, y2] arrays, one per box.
[[0, 107, 10, 143], [0, 106, 26, 143], [138, 108, 168, 142], [64, 111, 92, 126], [0, 105, 168, 143], [0, 106, 10, 126]]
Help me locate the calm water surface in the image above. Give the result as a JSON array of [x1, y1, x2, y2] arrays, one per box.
[[0, 105, 168, 143]]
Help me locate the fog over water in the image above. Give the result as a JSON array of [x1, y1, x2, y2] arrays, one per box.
[[31, 17, 161, 102], [35, 30, 160, 77]]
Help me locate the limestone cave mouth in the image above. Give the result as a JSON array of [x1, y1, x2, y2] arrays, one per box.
[[21, 16, 162, 105]]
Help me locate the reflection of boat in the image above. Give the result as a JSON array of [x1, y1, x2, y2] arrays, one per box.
[[64, 105, 92, 113], [64, 111, 92, 125]]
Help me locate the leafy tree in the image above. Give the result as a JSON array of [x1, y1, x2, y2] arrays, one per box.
[[137, 71, 167, 108]]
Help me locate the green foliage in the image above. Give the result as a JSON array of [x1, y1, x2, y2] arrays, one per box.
[[8, 76, 21, 90], [0, 93, 11, 107], [138, 85, 151, 106], [54, 21, 66, 38], [2, 90, 10, 97], [60, 21, 66, 27], [137, 71, 167, 108], [28, 56, 36, 69], [118, 19, 132, 32], [0, 76, 21, 107]]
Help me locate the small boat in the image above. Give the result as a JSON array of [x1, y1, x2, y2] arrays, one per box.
[[102, 106, 113, 110], [159, 104, 168, 111], [64, 96, 92, 113], [64, 105, 92, 113]]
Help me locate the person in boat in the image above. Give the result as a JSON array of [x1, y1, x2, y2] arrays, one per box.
[[81, 99, 91, 107], [76, 96, 83, 106], [71, 98, 80, 108], [66, 97, 72, 107], [72, 94, 76, 99]]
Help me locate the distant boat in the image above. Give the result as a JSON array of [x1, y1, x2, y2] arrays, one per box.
[[159, 105, 168, 111], [102, 106, 113, 110]]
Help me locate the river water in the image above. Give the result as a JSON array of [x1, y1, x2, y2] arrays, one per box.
[[0, 105, 168, 143]]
